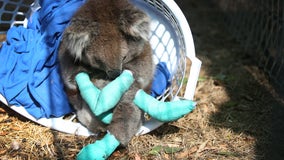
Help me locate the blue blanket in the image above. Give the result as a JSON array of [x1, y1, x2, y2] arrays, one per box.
[[151, 62, 171, 98], [0, 0, 171, 119], [0, 0, 86, 119]]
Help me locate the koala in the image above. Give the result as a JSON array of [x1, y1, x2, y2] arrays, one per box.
[[58, 0, 154, 146]]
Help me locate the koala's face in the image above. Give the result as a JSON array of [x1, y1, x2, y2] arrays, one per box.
[[61, 0, 150, 79]]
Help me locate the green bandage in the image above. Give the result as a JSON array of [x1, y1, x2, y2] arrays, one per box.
[[75, 70, 134, 124], [75, 73, 196, 159], [134, 90, 196, 122], [96, 70, 134, 115], [97, 111, 113, 124], [75, 72, 101, 111], [76, 71, 196, 124], [77, 133, 120, 160]]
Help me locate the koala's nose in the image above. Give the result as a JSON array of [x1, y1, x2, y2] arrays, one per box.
[[107, 69, 122, 79]]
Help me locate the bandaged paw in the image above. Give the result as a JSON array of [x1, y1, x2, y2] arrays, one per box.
[[76, 71, 196, 123], [75, 70, 134, 124], [134, 89, 196, 122], [75, 72, 196, 159], [76, 133, 120, 160]]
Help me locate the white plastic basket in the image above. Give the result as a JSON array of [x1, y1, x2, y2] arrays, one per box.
[[0, 0, 32, 33], [0, 0, 201, 136]]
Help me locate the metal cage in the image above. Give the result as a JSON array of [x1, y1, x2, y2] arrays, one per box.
[[214, 0, 284, 97]]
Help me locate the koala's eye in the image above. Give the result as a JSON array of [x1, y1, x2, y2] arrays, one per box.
[[122, 55, 128, 63], [93, 56, 105, 67]]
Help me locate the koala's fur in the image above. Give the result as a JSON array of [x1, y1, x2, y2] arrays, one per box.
[[58, 0, 154, 146]]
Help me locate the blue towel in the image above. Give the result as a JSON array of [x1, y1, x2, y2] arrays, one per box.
[[0, 0, 171, 119], [151, 62, 171, 98], [0, 0, 86, 119]]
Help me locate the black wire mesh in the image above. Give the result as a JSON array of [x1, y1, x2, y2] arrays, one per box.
[[214, 0, 284, 96]]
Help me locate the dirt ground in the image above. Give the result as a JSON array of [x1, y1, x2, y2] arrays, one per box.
[[1, 0, 284, 159]]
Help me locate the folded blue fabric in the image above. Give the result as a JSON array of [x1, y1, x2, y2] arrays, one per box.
[[151, 62, 171, 97], [0, 0, 86, 119], [0, 0, 172, 119]]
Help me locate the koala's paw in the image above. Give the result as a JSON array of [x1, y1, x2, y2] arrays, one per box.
[[77, 133, 120, 160], [77, 143, 107, 160]]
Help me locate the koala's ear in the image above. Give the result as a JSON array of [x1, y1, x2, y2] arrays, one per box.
[[62, 32, 90, 61], [119, 8, 150, 41]]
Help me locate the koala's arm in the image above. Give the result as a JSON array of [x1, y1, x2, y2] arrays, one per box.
[[124, 43, 155, 91], [107, 42, 154, 146]]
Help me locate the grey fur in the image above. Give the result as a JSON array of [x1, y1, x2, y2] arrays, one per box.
[[58, 0, 154, 146]]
